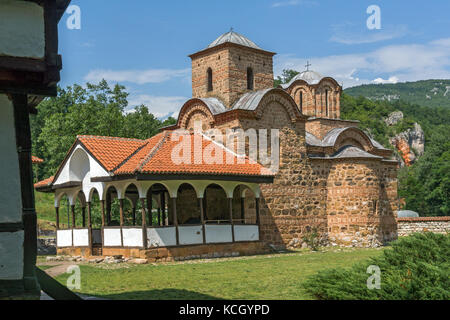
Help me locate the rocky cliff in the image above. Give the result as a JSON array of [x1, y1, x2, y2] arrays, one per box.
[[385, 111, 425, 166]]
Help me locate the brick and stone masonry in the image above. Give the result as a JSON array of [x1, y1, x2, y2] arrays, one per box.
[[396, 216, 450, 237]]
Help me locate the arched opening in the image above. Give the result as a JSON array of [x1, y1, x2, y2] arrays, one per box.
[[89, 188, 103, 251], [105, 185, 120, 226], [232, 185, 257, 225], [58, 193, 71, 229], [69, 148, 90, 182], [124, 184, 140, 226], [176, 183, 200, 225], [207, 68, 213, 92], [247, 67, 254, 90], [204, 184, 228, 224], [147, 183, 170, 226], [325, 89, 329, 117]]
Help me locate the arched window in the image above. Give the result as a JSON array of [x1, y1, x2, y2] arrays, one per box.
[[247, 67, 254, 90], [207, 68, 213, 92], [325, 89, 329, 117], [299, 91, 303, 112]]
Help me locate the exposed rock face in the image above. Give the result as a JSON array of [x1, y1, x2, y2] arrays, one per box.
[[385, 111, 425, 166], [384, 111, 404, 126]]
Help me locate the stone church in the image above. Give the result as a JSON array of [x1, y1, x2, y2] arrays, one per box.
[[36, 30, 399, 260], [170, 30, 399, 248]]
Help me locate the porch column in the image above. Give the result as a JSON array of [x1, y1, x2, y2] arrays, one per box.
[[87, 202, 92, 250], [100, 200, 106, 227], [71, 205, 76, 229], [161, 192, 166, 226], [157, 207, 161, 226], [55, 207, 60, 230], [119, 199, 124, 227], [229, 198, 235, 242], [199, 198, 206, 244], [147, 188, 152, 226], [132, 206, 136, 226], [106, 190, 111, 225], [240, 196, 245, 224], [256, 197, 261, 240], [81, 206, 86, 228], [172, 197, 179, 245], [140, 198, 147, 249]]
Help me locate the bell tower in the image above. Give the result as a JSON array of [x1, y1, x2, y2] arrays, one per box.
[[189, 30, 276, 108]]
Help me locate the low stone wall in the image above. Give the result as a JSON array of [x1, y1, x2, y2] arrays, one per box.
[[57, 241, 270, 262], [396, 217, 450, 237]]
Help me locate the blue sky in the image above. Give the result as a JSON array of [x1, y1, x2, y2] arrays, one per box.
[[58, 0, 450, 118]]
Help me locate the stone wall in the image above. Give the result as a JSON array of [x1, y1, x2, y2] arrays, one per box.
[[397, 217, 450, 237]]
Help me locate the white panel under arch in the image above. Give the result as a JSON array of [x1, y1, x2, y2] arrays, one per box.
[[57, 230, 73, 247], [73, 229, 89, 246], [179, 225, 203, 245], [147, 227, 176, 247], [103, 228, 122, 246], [205, 225, 233, 243], [234, 225, 259, 242], [122, 228, 143, 247]]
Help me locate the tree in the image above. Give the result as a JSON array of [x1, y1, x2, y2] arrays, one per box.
[[273, 69, 299, 87]]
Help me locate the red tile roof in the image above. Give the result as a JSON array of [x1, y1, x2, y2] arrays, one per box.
[[32, 156, 44, 164], [35, 132, 273, 190], [34, 176, 54, 189]]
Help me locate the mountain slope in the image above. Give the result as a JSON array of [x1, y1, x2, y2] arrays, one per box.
[[344, 79, 450, 108]]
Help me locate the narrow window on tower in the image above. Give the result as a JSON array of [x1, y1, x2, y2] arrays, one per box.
[[207, 68, 213, 92], [299, 91, 303, 113], [247, 67, 254, 90], [325, 89, 329, 117]]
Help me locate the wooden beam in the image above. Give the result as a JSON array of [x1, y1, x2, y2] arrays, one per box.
[[229, 198, 235, 242], [71, 205, 75, 228], [172, 198, 179, 245], [140, 198, 147, 249], [199, 198, 206, 244], [55, 207, 59, 230]]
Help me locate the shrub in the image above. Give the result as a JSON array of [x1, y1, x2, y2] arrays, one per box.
[[304, 232, 450, 300]]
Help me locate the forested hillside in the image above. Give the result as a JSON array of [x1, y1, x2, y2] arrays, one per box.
[[344, 79, 450, 109]]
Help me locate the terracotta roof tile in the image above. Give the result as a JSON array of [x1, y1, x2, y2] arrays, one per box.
[[32, 155, 44, 164], [77, 135, 146, 171], [34, 176, 54, 189]]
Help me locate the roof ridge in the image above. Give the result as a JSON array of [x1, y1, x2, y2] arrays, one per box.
[[77, 135, 145, 142], [135, 131, 170, 173], [111, 139, 151, 173]]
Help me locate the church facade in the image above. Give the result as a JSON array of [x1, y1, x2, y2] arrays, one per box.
[[36, 31, 398, 260], [171, 30, 398, 248]]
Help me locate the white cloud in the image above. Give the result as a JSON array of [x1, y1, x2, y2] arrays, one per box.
[[127, 94, 188, 119], [275, 37, 450, 88], [271, 0, 317, 8], [84, 68, 190, 85], [373, 76, 399, 84], [330, 24, 408, 45]]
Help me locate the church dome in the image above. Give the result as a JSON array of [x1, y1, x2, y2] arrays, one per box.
[[207, 30, 262, 50], [282, 70, 323, 88]]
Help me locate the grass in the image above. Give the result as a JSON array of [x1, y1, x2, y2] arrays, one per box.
[[54, 248, 382, 300]]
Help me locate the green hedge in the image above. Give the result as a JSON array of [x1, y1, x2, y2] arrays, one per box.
[[304, 233, 450, 300]]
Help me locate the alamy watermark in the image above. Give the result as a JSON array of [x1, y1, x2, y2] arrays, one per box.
[[66, 5, 81, 30], [66, 265, 81, 290], [367, 5, 381, 30], [366, 265, 381, 290], [170, 120, 280, 174]]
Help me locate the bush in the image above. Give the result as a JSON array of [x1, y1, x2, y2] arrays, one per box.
[[304, 233, 450, 300]]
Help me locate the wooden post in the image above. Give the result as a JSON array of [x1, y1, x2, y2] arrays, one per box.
[[147, 188, 152, 226], [55, 207, 60, 230], [81, 206, 86, 228], [140, 198, 147, 249], [256, 197, 261, 241], [157, 207, 161, 226], [172, 197, 179, 245], [161, 192, 166, 226], [240, 197, 245, 224], [229, 198, 235, 242], [199, 198, 206, 244], [87, 202, 92, 250], [106, 190, 111, 225], [100, 200, 106, 227], [119, 199, 124, 227], [71, 205, 76, 228], [132, 206, 136, 226]]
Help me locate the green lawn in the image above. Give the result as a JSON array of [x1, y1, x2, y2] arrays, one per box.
[[54, 248, 382, 300]]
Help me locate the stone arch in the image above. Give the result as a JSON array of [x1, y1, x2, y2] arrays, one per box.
[[254, 88, 303, 123], [291, 85, 312, 114], [232, 184, 257, 224], [177, 99, 215, 130], [204, 183, 229, 223], [333, 128, 374, 152]]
